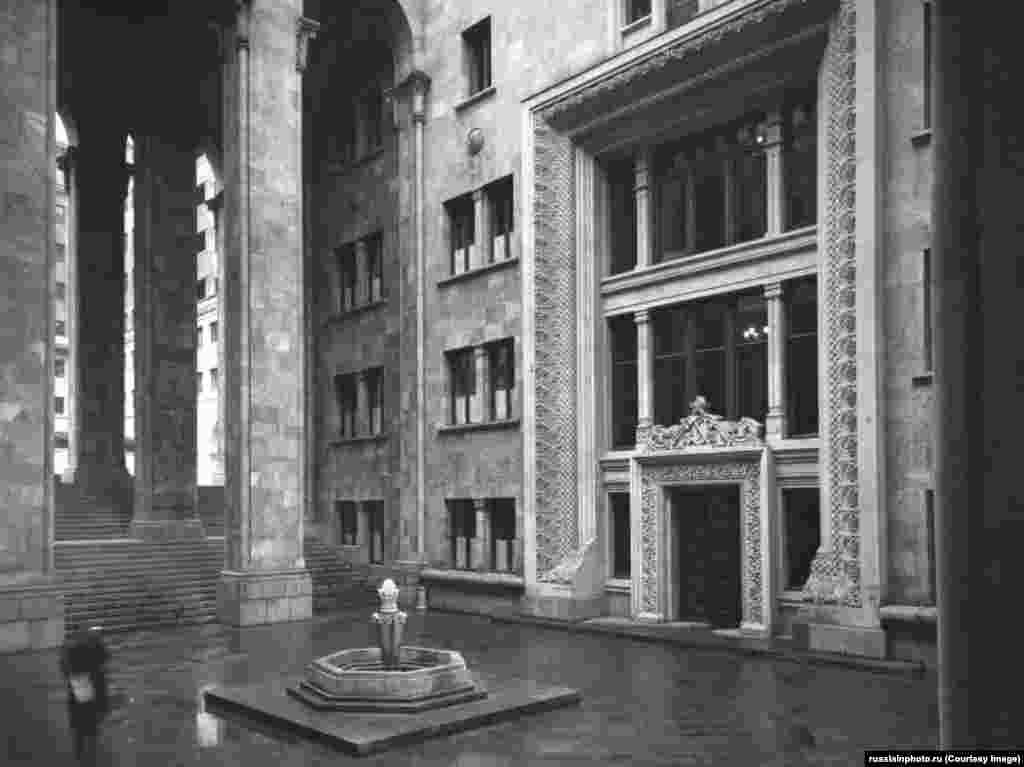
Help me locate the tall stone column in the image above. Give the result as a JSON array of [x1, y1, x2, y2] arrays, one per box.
[[764, 282, 786, 439], [0, 0, 64, 653], [635, 309, 653, 434], [762, 111, 785, 237], [471, 499, 491, 571], [73, 129, 133, 504], [634, 150, 652, 269], [218, 0, 314, 626], [130, 134, 202, 540], [470, 346, 488, 423]]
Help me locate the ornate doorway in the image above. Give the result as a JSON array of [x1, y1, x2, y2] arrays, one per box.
[[672, 485, 742, 628]]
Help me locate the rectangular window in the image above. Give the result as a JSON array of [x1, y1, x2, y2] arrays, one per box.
[[625, 0, 652, 24], [783, 486, 820, 590], [55, 431, 69, 449], [55, 319, 66, 338], [196, 371, 203, 392], [923, 1, 932, 131], [785, 276, 819, 436], [785, 92, 818, 230], [56, 243, 66, 263], [463, 17, 492, 96], [337, 501, 358, 546], [335, 373, 357, 439], [652, 290, 768, 426], [365, 500, 384, 564], [196, 279, 206, 301], [209, 321, 219, 344], [447, 347, 476, 425], [733, 293, 768, 424], [488, 339, 514, 421], [55, 359, 66, 378], [488, 176, 514, 262], [337, 244, 357, 312], [609, 493, 631, 579], [608, 158, 637, 274], [610, 316, 638, 448], [55, 396, 65, 415], [56, 281, 66, 301], [366, 367, 383, 435], [365, 233, 383, 303], [209, 368, 218, 391], [489, 498, 517, 572], [692, 139, 727, 253], [656, 144, 690, 263], [923, 247, 933, 372], [730, 118, 767, 244], [447, 195, 475, 275], [653, 305, 688, 427], [197, 326, 204, 347], [448, 499, 476, 569]]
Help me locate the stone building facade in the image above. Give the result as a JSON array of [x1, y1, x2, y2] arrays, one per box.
[[2, 0, 938, 662]]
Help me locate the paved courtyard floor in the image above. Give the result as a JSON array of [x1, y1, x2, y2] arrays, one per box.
[[2, 608, 938, 766]]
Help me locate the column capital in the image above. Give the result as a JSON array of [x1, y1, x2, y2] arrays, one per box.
[[759, 110, 785, 148], [389, 70, 432, 125], [296, 16, 321, 73], [634, 308, 651, 324], [472, 497, 488, 513], [472, 187, 485, 202], [763, 281, 784, 299], [634, 149, 652, 192]]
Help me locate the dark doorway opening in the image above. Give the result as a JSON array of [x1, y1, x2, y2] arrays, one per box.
[[672, 485, 742, 628]]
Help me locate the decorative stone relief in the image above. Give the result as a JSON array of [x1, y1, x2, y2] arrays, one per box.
[[637, 396, 763, 452], [532, 116, 579, 575], [802, 0, 859, 607], [638, 458, 762, 624]]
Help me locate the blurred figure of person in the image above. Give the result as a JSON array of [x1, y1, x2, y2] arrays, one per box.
[[60, 626, 110, 766]]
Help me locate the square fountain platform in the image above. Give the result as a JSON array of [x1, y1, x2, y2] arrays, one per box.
[[203, 677, 581, 756]]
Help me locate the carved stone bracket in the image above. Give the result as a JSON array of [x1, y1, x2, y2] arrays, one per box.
[[296, 17, 321, 74], [637, 396, 764, 452]]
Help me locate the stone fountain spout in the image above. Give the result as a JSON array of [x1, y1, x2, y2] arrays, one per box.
[[372, 579, 407, 670]]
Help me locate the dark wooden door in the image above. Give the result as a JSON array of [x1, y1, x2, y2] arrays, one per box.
[[674, 486, 742, 628]]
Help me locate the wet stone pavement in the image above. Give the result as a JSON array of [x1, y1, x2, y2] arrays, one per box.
[[2, 608, 938, 766]]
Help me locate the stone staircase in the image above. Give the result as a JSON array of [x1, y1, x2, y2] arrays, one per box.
[[54, 481, 132, 540], [303, 536, 376, 613], [55, 538, 223, 635]]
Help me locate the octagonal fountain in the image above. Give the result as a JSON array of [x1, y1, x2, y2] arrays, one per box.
[[287, 579, 487, 712], [204, 577, 580, 756]]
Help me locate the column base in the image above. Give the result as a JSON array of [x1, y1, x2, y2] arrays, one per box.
[[791, 619, 887, 658], [218, 569, 313, 627], [0, 575, 65, 653], [523, 583, 606, 622], [129, 518, 205, 541]]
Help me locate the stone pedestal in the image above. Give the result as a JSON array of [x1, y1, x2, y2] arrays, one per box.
[[0, 0, 64, 652], [218, 0, 312, 624], [130, 133, 202, 541]]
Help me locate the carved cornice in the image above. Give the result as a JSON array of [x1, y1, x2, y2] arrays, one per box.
[[541, 0, 829, 125], [637, 396, 764, 452]]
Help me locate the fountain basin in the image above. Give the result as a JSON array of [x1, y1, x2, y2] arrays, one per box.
[[288, 645, 487, 712]]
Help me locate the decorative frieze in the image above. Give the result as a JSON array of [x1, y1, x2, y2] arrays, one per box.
[[637, 396, 763, 452]]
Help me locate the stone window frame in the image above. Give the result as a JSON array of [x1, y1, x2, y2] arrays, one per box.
[[336, 500, 358, 546], [487, 498, 519, 573], [444, 497, 522, 574], [331, 231, 386, 318], [486, 175, 516, 264], [446, 498, 477, 570], [462, 17, 492, 99], [335, 242, 358, 313], [445, 193, 476, 276], [365, 499, 385, 564], [365, 366, 384, 436], [333, 372, 358, 439], [778, 482, 821, 594], [445, 346, 476, 426], [485, 337, 515, 422], [606, 487, 632, 582]]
